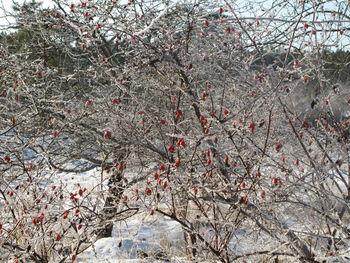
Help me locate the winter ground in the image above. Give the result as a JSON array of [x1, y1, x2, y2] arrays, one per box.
[[54, 167, 296, 263], [57, 167, 189, 263], [17, 162, 350, 263]]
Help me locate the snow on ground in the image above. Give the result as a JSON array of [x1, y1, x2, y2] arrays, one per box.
[[77, 213, 184, 263], [29, 161, 350, 263], [52, 167, 187, 262], [50, 167, 295, 263]]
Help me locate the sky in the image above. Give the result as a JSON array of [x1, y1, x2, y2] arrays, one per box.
[[0, 0, 16, 28], [0, 0, 349, 50], [0, 0, 53, 29]]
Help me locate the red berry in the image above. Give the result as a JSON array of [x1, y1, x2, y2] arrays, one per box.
[[206, 149, 211, 156], [272, 177, 279, 185], [72, 254, 77, 261], [25, 163, 33, 172], [275, 142, 283, 152], [194, 187, 198, 194], [223, 109, 229, 115], [145, 187, 152, 195], [150, 209, 154, 215], [55, 234, 61, 241], [174, 160, 181, 168], [168, 145, 175, 153], [302, 120, 310, 128], [225, 26, 233, 34], [303, 23, 309, 29], [249, 122, 255, 133], [63, 211, 69, 219], [200, 115, 207, 124], [85, 100, 93, 106], [175, 110, 182, 120], [240, 196, 248, 204], [176, 139, 186, 147], [153, 172, 159, 180], [224, 156, 229, 164], [159, 164, 166, 171], [111, 98, 121, 104], [103, 131, 112, 139], [4, 155, 11, 163], [162, 181, 168, 189]]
